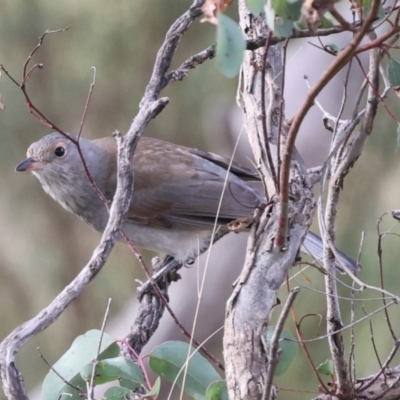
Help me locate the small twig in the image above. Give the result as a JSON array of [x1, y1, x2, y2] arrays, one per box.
[[289, 298, 331, 393], [361, 340, 400, 393], [125, 242, 225, 371], [354, 55, 398, 123], [355, 24, 400, 55], [78, 67, 96, 140], [330, 7, 357, 32], [376, 215, 397, 341], [371, 373, 400, 400], [37, 348, 84, 395], [276, 0, 381, 249], [260, 31, 278, 191], [263, 287, 300, 400], [88, 298, 112, 400], [167, 326, 224, 400], [22, 28, 69, 78], [294, 302, 396, 344], [117, 339, 152, 391], [366, 309, 387, 388], [166, 44, 216, 84], [21, 63, 43, 86], [332, 61, 352, 148]]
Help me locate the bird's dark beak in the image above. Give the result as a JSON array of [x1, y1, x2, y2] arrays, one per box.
[[15, 157, 43, 172]]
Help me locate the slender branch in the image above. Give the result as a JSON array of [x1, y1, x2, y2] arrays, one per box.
[[276, 0, 381, 249], [261, 31, 278, 191], [88, 298, 112, 400], [0, 2, 207, 399], [276, 39, 289, 193], [166, 44, 215, 84], [78, 67, 96, 140], [263, 287, 300, 400]]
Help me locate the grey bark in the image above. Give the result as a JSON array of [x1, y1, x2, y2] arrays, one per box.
[[223, 2, 315, 399]]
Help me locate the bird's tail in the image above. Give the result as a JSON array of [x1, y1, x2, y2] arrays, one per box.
[[301, 231, 361, 274]]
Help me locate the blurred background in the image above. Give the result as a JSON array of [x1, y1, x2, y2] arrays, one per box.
[[1, 1, 400, 399]]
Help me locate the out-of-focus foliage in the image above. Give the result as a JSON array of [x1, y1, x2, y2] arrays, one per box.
[[1, 1, 400, 400], [42, 330, 120, 400], [0, 1, 237, 396], [149, 341, 222, 399], [216, 13, 245, 77]]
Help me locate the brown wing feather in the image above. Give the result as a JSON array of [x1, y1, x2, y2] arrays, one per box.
[[96, 136, 262, 230]]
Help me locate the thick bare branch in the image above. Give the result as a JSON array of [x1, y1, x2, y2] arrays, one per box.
[[0, 2, 206, 399], [223, 2, 315, 398]]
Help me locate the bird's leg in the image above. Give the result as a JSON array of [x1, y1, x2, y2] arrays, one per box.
[[137, 256, 181, 298], [137, 230, 229, 297]]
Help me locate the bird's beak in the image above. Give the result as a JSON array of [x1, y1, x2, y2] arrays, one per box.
[[15, 157, 44, 172]]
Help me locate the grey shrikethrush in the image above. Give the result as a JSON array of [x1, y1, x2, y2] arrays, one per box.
[[16, 132, 360, 273]]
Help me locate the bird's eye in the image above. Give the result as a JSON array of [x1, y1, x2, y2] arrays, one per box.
[[54, 146, 66, 158]]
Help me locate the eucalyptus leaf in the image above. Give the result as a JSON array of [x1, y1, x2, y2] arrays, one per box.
[[266, 0, 302, 37], [42, 329, 120, 400], [317, 359, 334, 376], [149, 341, 221, 400], [147, 376, 161, 397], [206, 380, 228, 400], [247, 0, 265, 15], [265, 327, 298, 377], [388, 58, 400, 87], [80, 357, 144, 388], [216, 13, 245, 77], [103, 386, 132, 400]]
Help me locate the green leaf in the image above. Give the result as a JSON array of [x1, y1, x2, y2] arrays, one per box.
[[362, 0, 385, 20], [103, 386, 132, 400], [119, 377, 141, 391], [147, 376, 161, 397], [265, 327, 298, 377], [247, 0, 265, 15], [216, 13, 246, 78], [206, 380, 228, 400], [149, 341, 222, 400], [317, 359, 334, 376], [80, 357, 144, 388], [41, 329, 120, 400], [321, 14, 334, 28], [266, 0, 302, 38], [388, 58, 400, 87]]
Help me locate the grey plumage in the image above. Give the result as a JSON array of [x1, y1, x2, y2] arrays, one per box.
[[16, 132, 361, 273]]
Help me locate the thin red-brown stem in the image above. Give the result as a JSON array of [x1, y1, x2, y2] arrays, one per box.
[[355, 25, 400, 55], [21, 28, 69, 81], [285, 278, 331, 393], [275, 0, 381, 248], [354, 55, 398, 123], [121, 231, 225, 371], [290, 307, 331, 393], [6, 27, 225, 372], [116, 339, 153, 391], [366, 312, 387, 387], [77, 67, 96, 140], [37, 348, 84, 395], [276, 38, 289, 193], [22, 63, 43, 86]]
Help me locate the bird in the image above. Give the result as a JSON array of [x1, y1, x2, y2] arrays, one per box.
[[16, 132, 361, 275]]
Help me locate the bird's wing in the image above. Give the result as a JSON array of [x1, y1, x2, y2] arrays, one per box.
[[125, 138, 262, 230], [188, 147, 260, 181]]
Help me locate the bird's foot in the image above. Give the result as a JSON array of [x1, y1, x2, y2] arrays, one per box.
[[137, 256, 182, 298]]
